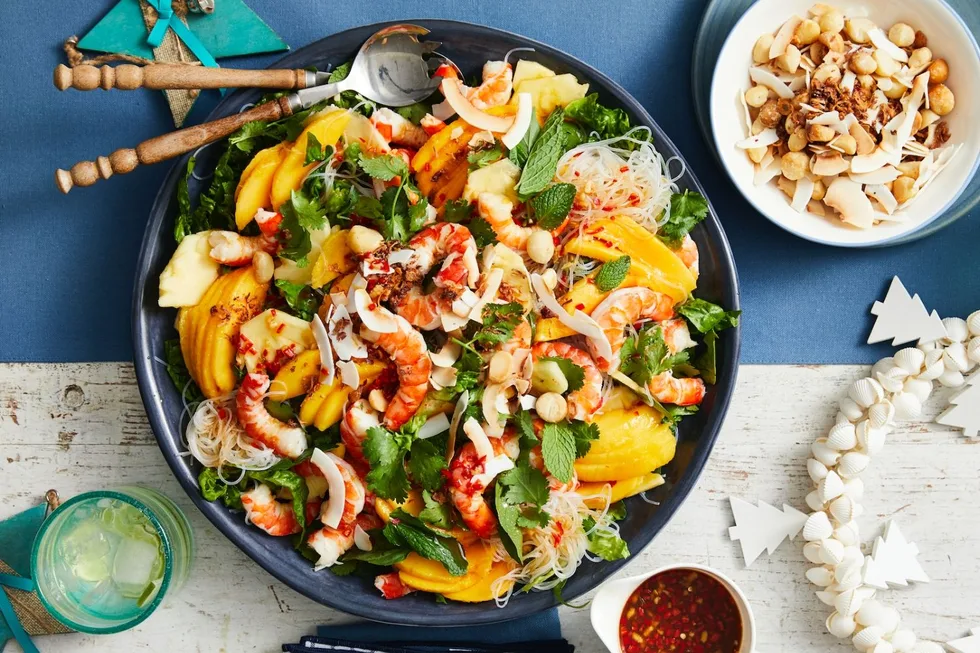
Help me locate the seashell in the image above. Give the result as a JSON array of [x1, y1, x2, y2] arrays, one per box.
[[968, 310, 980, 337], [843, 478, 865, 501], [968, 337, 980, 365], [918, 351, 946, 381], [875, 367, 907, 394], [918, 341, 938, 353], [938, 368, 965, 388], [836, 411, 853, 425], [849, 378, 884, 408], [857, 422, 887, 455], [890, 629, 916, 652], [804, 541, 826, 564], [867, 402, 895, 429], [870, 357, 896, 379], [943, 342, 970, 373], [819, 538, 846, 565], [855, 599, 886, 627], [852, 503, 865, 519], [834, 520, 860, 546], [803, 511, 834, 541], [829, 495, 856, 523], [834, 587, 871, 616], [827, 611, 858, 638], [942, 317, 969, 343], [891, 392, 922, 420], [806, 491, 826, 512], [828, 422, 858, 451], [806, 566, 835, 586], [831, 574, 864, 593], [815, 589, 839, 606], [893, 348, 924, 374], [912, 643, 946, 653], [838, 452, 870, 478], [871, 641, 895, 653], [839, 397, 865, 421], [878, 606, 901, 635], [808, 458, 830, 482], [835, 558, 864, 588], [812, 439, 842, 467], [819, 471, 845, 502], [853, 625, 885, 650], [902, 378, 933, 404]]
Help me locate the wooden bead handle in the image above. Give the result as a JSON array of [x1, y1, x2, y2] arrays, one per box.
[[55, 97, 294, 193], [54, 64, 312, 91]]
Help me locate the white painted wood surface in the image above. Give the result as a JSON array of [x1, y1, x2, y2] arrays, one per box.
[[1, 363, 977, 652]]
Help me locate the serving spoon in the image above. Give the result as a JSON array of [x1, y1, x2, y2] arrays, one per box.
[[56, 24, 445, 193]]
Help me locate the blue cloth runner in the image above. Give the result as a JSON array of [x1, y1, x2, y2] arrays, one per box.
[[1, 0, 978, 364], [317, 610, 561, 642]]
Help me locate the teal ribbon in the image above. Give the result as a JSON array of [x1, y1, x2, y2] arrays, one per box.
[[145, 0, 218, 68], [0, 574, 40, 653]]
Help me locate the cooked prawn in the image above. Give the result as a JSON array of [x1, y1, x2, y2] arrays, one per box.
[[448, 432, 519, 539], [478, 192, 533, 251], [393, 223, 479, 330], [588, 287, 675, 372], [375, 572, 415, 599], [647, 372, 705, 406], [307, 453, 367, 570], [420, 114, 447, 135], [341, 398, 381, 464], [236, 373, 308, 458], [530, 342, 604, 421], [370, 108, 429, 149], [676, 235, 700, 276], [241, 483, 300, 536], [253, 209, 282, 236], [661, 318, 697, 354], [360, 315, 432, 430], [208, 231, 277, 266]]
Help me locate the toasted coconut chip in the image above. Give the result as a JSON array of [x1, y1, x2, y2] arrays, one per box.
[[417, 412, 450, 440], [841, 70, 857, 93], [354, 289, 398, 333], [329, 303, 368, 361], [447, 390, 469, 463], [809, 111, 858, 136], [825, 177, 875, 229], [907, 144, 961, 206], [737, 128, 780, 150], [755, 155, 783, 186], [311, 314, 335, 386], [337, 360, 359, 389], [849, 165, 901, 185], [849, 123, 877, 156], [799, 102, 821, 114], [463, 417, 495, 459], [530, 273, 613, 364], [788, 75, 807, 93], [812, 152, 851, 176], [502, 93, 534, 149], [482, 383, 511, 437], [759, 148, 775, 170], [868, 28, 909, 63], [851, 147, 899, 174], [468, 268, 504, 322], [429, 365, 458, 391], [387, 249, 415, 266], [346, 274, 367, 311], [311, 449, 346, 529], [919, 110, 941, 130], [750, 67, 795, 99], [429, 340, 461, 367], [807, 199, 827, 216], [354, 525, 373, 551], [881, 72, 929, 154], [770, 15, 803, 59], [738, 90, 753, 135], [865, 184, 898, 215], [519, 394, 537, 410], [441, 310, 470, 332], [792, 177, 816, 213]]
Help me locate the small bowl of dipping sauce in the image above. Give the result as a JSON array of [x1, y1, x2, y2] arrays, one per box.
[[591, 564, 755, 653]]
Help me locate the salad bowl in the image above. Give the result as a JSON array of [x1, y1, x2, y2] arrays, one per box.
[[132, 20, 741, 624]]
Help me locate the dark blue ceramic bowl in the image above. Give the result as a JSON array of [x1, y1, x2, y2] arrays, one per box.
[[132, 20, 741, 625]]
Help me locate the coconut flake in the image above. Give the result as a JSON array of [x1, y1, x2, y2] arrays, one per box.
[[481, 383, 511, 436], [346, 274, 367, 311], [738, 90, 753, 135], [353, 525, 372, 551], [463, 418, 496, 460], [441, 310, 470, 332], [311, 315, 335, 386], [736, 128, 780, 150], [755, 155, 783, 186], [907, 144, 961, 205], [850, 147, 898, 174], [429, 340, 461, 368], [447, 390, 469, 462], [502, 92, 534, 149], [770, 16, 803, 59], [417, 412, 450, 440], [812, 152, 851, 176], [792, 177, 815, 213], [468, 268, 504, 322], [451, 289, 480, 317], [430, 366, 458, 391], [868, 27, 909, 63], [865, 184, 898, 214], [750, 67, 795, 99], [825, 177, 876, 228], [530, 273, 613, 364], [441, 78, 514, 132], [849, 165, 901, 185], [311, 449, 346, 529], [807, 199, 827, 216], [841, 70, 857, 93], [881, 72, 929, 154], [328, 303, 368, 361], [519, 394, 537, 410], [799, 102, 822, 114], [353, 289, 398, 333], [337, 360, 360, 389], [387, 249, 415, 266]]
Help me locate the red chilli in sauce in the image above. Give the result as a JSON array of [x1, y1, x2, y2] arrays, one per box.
[[619, 569, 742, 653]]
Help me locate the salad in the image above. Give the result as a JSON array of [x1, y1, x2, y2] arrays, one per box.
[[158, 53, 738, 605]]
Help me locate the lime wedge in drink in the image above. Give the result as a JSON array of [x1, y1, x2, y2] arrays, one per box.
[[59, 520, 112, 583], [111, 536, 164, 599]]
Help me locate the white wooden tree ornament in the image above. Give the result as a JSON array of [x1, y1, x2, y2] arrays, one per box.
[[948, 628, 980, 653], [728, 497, 808, 566], [862, 521, 930, 589], [936, 373, 980, 437], [868, 277, 947, 346]]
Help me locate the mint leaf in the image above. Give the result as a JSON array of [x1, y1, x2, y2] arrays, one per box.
[[539, 356, 585, 393], [530, 183, 576, 230], [508, 115, 541, 168], [541, 422, 576, 483], [594, 255, 631, 292], [248, 469, 309, 531], [363, 426, 411, 501], [408, 438, 448, 492], [676, 298, 740, 334], [174, 158, 195, 243], [359, 153, 409, 181], [418, 490, 453, 529], [384, 509, 468, 576], [275, 280, 318, 321], [516, 109, 566, 199], [660, 190, 709, 247], [341, 546, 410, 567]]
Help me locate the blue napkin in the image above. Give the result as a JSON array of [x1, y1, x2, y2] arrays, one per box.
[[315, 610, 562, 643]]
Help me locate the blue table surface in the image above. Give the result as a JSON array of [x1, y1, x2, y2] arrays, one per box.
[[0, 0, 977, 364]]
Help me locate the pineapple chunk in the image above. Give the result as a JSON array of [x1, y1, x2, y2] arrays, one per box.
[[514, 74, 589, 116], [158, 232, 221, 308], [238, 308, 315, 374], [512, 60, 556, 87], [274, 227, 334, 285], [462, 158, 522, 204]]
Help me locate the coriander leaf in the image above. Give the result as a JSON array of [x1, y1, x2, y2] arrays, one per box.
[[539, 356, 585, 393], [567, 419, 600, 458], [408, 196, 430, 234], [228, 120, 272, 154], [468, 142, 503, 170], [660, 190, 709, 247], [198, 467, 242, 509], [443, 199, 473, 223], [248, 469, 309, 531], [508, 114, 540, 168], [328, 61, 352, 83], [353, 194, 383, 221], [472, 302, 524, 349], [327, 61, 375, 115], [408, 438, 448, 492], [516, 109, 566, 199], [619, 325, 690, 386], [363, 426, 411, 501], [359, 152, 409, 182], [494, 482, 524, 562], [514, 409, 538, 449], [583, 517, 630, 561], [343, 142, 363, 167], [282, 189, 327, 231], [468, 216, 498, 248], [384, 509, 468, 576], [396, 102, 430, 124], [654, 399, 698, 432], [529, 183, 576, 230], [163, 338, 203, 404], [276, 200, 312, 263], [594, 255, 631, 292], [541, 422, 576, 483], [418, 490, 453, 529], [275, 280, 318, 321], [498, 463, 550, 507], [304, 133, 331, 165], [564, 94, 632, 143], [676, 298, 741, 334], [174, 158, 195, 243]]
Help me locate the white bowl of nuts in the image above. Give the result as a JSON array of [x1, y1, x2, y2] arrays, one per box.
[[710, 0, 980, 246]]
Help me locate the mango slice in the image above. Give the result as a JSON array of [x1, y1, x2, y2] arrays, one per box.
[[578, 472, 665, 509], [271, 109, 351, 209], [310, 228, 355, 289], [396, 540, 493, 594], [443, 560, 518, 602], [269, 350, 321, 401], [235, 144, 287, 230], [297, 361, 385, 430], [574, 405, 676, 482]]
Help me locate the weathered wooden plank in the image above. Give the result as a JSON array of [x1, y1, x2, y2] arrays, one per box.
[[1, 363, 977, 653]]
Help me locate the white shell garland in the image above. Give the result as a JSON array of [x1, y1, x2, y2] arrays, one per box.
[[802, 303, 980, 652]]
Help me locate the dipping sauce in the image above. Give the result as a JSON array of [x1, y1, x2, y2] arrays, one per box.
[[619, 568, 742, 653]]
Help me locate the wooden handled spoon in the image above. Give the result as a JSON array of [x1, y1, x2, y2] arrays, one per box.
[[56, 24, 444, 193], [54, 63, 330, 91]]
